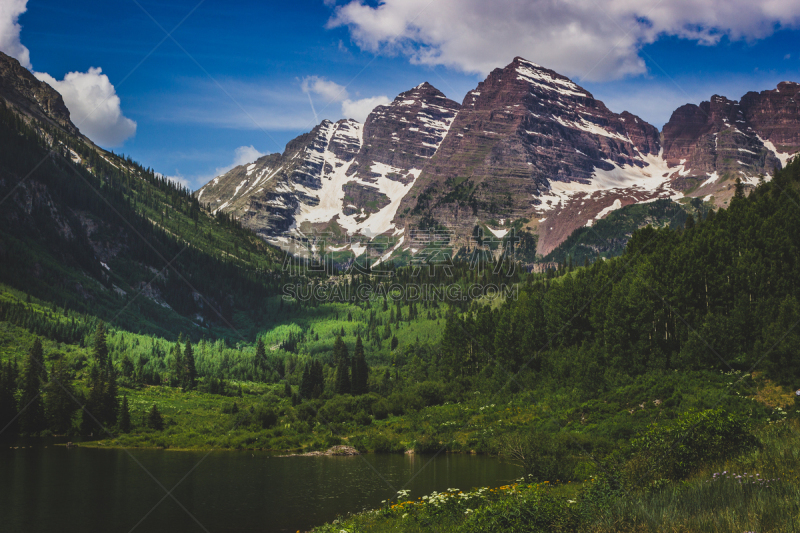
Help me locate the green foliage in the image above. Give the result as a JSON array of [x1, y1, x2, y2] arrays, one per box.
[[462, 487, 579, 533], [627, 408, 759, 484], [146, 404, 164, 431]]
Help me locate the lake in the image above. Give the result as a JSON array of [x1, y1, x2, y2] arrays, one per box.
[[0, 443, 520, 532]]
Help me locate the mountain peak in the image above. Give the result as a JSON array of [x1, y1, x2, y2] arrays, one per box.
[[0, 51, 80, 136]]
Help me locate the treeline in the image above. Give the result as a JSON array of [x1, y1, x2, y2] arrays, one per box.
[[441, 162, 800, 394]]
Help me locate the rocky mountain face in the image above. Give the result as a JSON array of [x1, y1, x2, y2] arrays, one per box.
[[197, 83, 460, 248], [397, 57, 670, 255], [199, 57, 800, 258], [0, 51, 80, 136]]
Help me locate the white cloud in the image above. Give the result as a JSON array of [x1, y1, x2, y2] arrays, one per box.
[[35, 68, 137, 146], [213, 145, 266, 176], [342, 95, 391, 121], [302, 75, 390, 122], [0, 0, 30, 69], [328, 0, 800, 81], [0, 1, 135, 146], [301, 75, 349, 103], [232, 145, 265, 167]]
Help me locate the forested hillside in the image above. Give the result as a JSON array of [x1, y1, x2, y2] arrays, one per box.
[[0, 100, 285, 340]]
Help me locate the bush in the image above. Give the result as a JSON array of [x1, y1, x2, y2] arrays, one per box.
[[462, 486, 579, 533], [372, 399, 389, 420], [367, 433, 404, 453], [354, 410, 372, 426], [318, 395, 357, 424], [254, 407, 278, 429], [414, 381, 447, 407], [499, 431, 573, 482], [627, 408, 759, 484]]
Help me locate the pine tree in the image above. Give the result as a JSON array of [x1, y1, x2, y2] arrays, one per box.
[[333, 336, 350, 394], [685, 213, 695, 230], [734, 177, 745, 199], [254, 337, 267, 378], [147, 404, 164, 430], [119, 395, 131, 433], [311, 361, 325, 398], [183, 339, 197, 391], [19, 339, 46, 435], [283, 380, 292, 398], [299, 364, 313, 399], [92, 321, 109, 368], [0, 361, 18, 436], [351, 335, 368, 395], [103, 367, 119, 425], [81, 365, 104, 435], [170, 341, 184, 387], [44, 354, 77, 434]]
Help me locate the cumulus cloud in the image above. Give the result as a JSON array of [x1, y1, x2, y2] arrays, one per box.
[[301, 75, 389, 122], [328, 0, 800, 81], [342, 95, 391, 121], [0, 0, 30, 68], [213, 145, 266, 176], [35, 68, 137, 146], [301, 75, 349, 104], [0, 1, 136, 146]]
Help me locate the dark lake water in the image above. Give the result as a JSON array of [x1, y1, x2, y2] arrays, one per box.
[[0, 442, 519, 533]]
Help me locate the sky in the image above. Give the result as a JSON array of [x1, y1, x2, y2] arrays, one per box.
[[2, 0, 800, 190]]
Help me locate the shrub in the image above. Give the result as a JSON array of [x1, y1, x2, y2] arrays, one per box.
[[462, 486, 579, 533], [414, 381, 447, 407], [499, 431, 572, 482], [372, 399, 389, 420], [254, 407, 278, 429], [627, 408, 759, 484]]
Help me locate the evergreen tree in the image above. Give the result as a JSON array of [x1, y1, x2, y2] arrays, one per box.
[[311, 361, 325, 398], [254, 338, 267, 377], [147, 404, 164, 430], [92, 321, 109, 368], [333, 336, 350, 394], [299, 364, 313, 399], [44, 353, 77, 434], [351, 335, 369, 395], [283, 380, 292, 398], [685, 213, 695, 230], [734, 177, 745, 199], [19, 339, 46, 435], [0, 361, 18, 436], [183, 339, 197, 391], [81, 365, 104, 435], [170, 341, 184, 387], [103, 367, 119, 426], [119, 395, 131, 433]]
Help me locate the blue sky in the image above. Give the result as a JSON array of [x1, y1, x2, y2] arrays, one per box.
[[5, 0, 800, 190]]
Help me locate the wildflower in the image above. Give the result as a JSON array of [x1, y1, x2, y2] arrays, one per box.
[[567, 500, 576, 504]]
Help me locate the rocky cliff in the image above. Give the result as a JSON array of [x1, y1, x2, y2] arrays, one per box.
[[0, 51, 80, 136]]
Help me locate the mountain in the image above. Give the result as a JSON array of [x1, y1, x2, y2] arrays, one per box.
[[200, 57, 800, 259], [660, 90, 794, 201], [0, 52, 79, 137], [397, 57, 668, 256], [197, 83, 459, 250], [0, 51, 282, 340]]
